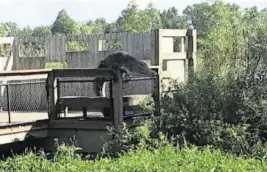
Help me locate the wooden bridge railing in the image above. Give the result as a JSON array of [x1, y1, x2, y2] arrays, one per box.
[[47, 68, 123, 128], [0, 68, 160, 128]]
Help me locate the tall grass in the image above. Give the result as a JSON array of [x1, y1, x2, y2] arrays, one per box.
[[1, 142, 267, 172]]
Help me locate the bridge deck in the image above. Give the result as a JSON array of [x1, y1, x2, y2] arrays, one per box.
[[0, 112, 103, 126]]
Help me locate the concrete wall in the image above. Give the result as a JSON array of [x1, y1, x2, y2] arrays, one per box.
[[43, 120, 114, 153], [0, 119, 132, 154]]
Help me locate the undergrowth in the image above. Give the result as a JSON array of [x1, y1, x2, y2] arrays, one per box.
[[1, 140, 267, 172]]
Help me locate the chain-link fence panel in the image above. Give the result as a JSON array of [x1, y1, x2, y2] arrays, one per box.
[[58, 76, 156, 98], [57, 77, 111, 98], [8, 79, 48, 112], [122, 76, 158, 117], [122, 77, 156, 96], [57, 77, 112, 118]]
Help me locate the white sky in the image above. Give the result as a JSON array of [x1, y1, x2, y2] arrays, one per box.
[[0, 0, 266, 28]]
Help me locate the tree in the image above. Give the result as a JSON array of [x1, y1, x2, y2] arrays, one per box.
[[160, 7, 187, 29], [198, 1, 243, 75], [51, 9, 77, 35], [91, 18, 107, 34], [2, 22, 20, 36], [79, 23, 93, 34], [144, 2, 162, 29], [32, 26, 52, 37], [104, 22, 120, 33], [0, 24, 7, 37], [117, 0, 151, 32], [183, 2, 213, 38], [17, 26, 33, 36]]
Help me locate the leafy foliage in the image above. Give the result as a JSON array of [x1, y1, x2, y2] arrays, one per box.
[[45, 62, 68, 69], [2, 140, 267, 171], [51, 9, 77, 35], [183, 2, 213, 38], [0, 24, 7, 37], [151, 2, 267, 159], [95, 0, 267, 160], [2, 0, 267, 169], [66, 41, 88, 52], [161, 7, 187, 29]]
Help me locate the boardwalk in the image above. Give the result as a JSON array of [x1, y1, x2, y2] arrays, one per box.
[[0, 112, 103, 126]]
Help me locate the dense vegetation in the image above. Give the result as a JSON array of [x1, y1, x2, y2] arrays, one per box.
[[2, 142, 267, 171], [2, 0, 267, 170]]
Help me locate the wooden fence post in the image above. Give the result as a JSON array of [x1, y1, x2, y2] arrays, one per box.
[[153, 74, 161, 116], [112, 69, 123, 129], [47, 71, 56, 121], [187, 29, 197, 78]]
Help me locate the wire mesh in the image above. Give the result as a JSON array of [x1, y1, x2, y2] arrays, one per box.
[[57, 77, 111, 98], [57, 76, 156, 98], [57, 77, 112, 118], [8, 79, 48, 112], [0, 78, 48, 124], [122, 76, 157, 117], [0, 74, 159, 122], [122, 77, 156, 96]]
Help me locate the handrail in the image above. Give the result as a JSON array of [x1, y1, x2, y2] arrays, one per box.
[[52, 68, 117, 78], [0, 68, 117, 78], [0, 69, 51, 77]]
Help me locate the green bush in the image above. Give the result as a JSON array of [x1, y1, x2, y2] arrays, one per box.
[[154, 68, 267, 158], [107, 63, 267, 158], [45, 62, 68, 69], [103, 120, 171, 153]]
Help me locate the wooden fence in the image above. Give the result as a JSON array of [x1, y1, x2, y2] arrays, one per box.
[[3, 31, 155, 70], [0, 29, 197, 112]]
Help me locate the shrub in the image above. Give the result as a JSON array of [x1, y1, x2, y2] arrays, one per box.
[[155, 68, 267, 158], [103, 120, 172, 153]]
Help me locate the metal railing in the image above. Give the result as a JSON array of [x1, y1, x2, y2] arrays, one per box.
[[0, 79, 48, 124], [0, 68, 160, 125], [55, 77, 113, 119]]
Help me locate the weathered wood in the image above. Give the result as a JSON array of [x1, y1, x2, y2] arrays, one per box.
[[0, 69, 51, 77], [187, 29, 196, 75], [48, 120, 113, 130], [56, 96, 111, 112], [112, 69, 123, 129], [0, 29, 197, 118], [7, 31, 157, 70], [53, 68, 116, 78], [154, 29, 162, 66], [16, 57, 46, 70], [47, 71, 56, 121], [153, 74, 160, 115]]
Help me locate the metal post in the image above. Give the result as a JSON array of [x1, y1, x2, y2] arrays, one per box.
[[109, 79, 113, 118], [112, 69, 124, 129], [6, 84, 11, 123], [47, 71, 56, 121], [82, 107, 87, 119], [152, 74, 160, 116], [56, 79, 60, 100]]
